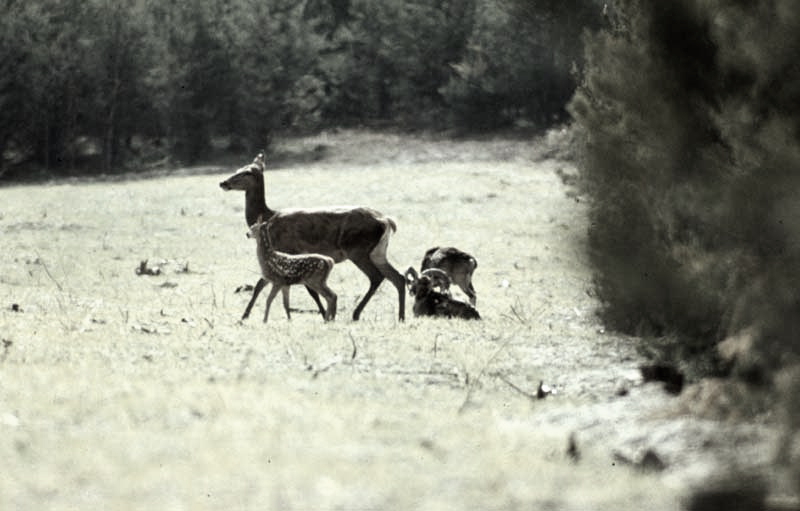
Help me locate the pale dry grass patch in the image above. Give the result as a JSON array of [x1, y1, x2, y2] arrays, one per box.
[[1, 144, 690, 510]]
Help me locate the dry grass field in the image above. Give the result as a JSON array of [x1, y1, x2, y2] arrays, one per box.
[[0, 131, 787, 510]]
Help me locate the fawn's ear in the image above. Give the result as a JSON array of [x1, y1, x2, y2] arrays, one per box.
[[252, 153, 266, 173], [247, 214, 265, 238]]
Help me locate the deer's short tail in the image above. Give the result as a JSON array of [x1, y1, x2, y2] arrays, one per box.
[[370, 217, 396, 265]]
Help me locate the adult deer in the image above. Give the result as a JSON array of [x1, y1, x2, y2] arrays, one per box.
[[220, 153, 405, 321]]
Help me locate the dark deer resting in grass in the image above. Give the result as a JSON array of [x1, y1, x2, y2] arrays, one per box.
[[405, 267, 480, 320], [414, 267, 451, 296], [421, 246, 478, 306], [220, 153, 405, 321], [249, 217, 337, 322]]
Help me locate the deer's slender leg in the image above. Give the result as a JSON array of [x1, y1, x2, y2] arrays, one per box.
[[350, 257, 385, 321], [363, 220, 405, 321], [310, 283, 336, 321], [281, 287, 292, 320], [242, 278, 267, 320], [263, 283, 283, 323], [375, 261, 405, 322], [304, 285, 326, 317], [323, 288, 337, 321]]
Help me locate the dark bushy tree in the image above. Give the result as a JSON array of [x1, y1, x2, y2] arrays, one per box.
[[574, 2, 800, 486], [442, 0, 601, 130], [314, 0, 475, 126], [88, 1, 155, 169], [227, 1, 325, 152], [2, 1, 91, 170], [1, 0, 161, 172], [571, 0, 800, 369], [152, 2, 238, 163]]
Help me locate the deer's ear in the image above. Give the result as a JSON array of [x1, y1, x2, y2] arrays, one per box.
[[253, 153, 266, 173]]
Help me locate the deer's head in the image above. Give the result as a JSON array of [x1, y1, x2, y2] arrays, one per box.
[[220, 153, 266, 192], [420, 268, 450, 293], [405, 267, 451, 298], [405, 267, 434, 297]]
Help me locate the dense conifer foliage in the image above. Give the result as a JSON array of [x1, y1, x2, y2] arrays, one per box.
[[0, 0, 600, 175], [571, 0, 800, 448]]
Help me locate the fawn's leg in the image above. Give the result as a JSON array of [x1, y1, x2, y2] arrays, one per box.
[[263, 284, 282, 323], [304, 286, 326, 317], [315, 285, 337, 321], [281, 287, 292, 320], [242, 278, 267, 320]]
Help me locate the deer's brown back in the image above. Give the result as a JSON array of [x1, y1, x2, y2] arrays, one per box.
[[268, 207, 387, 262]]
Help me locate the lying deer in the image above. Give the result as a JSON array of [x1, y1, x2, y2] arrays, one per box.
[[405, 267, 480, 320], [249, 217, 336, 322], [220, 153, 405, 321], [414, 267, 451, 295], [421, 246, 478, 306]]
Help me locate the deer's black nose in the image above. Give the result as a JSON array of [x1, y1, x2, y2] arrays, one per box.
[[219, 181, 230, 190]]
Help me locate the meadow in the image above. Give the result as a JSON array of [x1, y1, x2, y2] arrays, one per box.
[[0, 132, 782, 509]]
